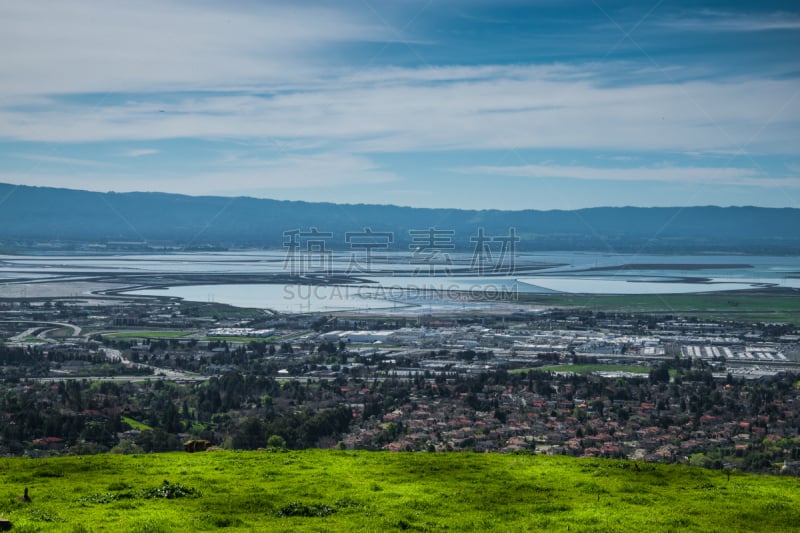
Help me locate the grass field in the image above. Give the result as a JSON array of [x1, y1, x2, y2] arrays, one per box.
[[518, 364, 650, 374], [102, 331, 278, 344], [1, 450, 798, 532], [181, 303, 266, 320], [103, 331, 193, 340], [43, 327, 75, 340], [120, 418, 152, 432], [516, 290, 800, 324]]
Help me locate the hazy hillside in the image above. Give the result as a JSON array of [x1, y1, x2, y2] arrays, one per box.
[[2, 182, 799, 252]]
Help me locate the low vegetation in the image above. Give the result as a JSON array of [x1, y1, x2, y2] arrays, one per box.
[[534, 364, 649, 374], [103, 331, 193, 340], [1, 450, 798, 532], [517, 290, 800, 324]]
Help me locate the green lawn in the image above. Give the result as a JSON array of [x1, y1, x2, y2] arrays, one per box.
[[1, 450, 798, 532], [121, 417, 152, 431], [43, 327, 75, 340]]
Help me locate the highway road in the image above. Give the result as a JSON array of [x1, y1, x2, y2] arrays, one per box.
[[3, 320, 82, 343]]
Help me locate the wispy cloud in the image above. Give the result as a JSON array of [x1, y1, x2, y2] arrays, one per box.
[[205, 152, 399, 189], [597, 155, 639, 162], [454, 163, 800, 188], [1, 1, 798, 209], [660, 10, 800, 32], [123, 149, 159, 157], [1, 66, 797, 156], [2, 152, 398, 195], [12, 153, 111, 168], [0, 1, 398, 95]]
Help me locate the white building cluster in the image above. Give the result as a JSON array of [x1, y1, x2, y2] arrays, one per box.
[[208, 328, 274, 338]]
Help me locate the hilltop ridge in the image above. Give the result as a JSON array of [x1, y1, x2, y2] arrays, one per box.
[[1, 182, 799, 253]]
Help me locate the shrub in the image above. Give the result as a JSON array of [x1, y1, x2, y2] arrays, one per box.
[[276, 501, 336, 517], [139, 480, 200, 499]]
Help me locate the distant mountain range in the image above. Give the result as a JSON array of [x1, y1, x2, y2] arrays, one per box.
[[1, 182, 799, 253]]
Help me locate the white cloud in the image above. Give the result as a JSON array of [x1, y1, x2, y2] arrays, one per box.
[[123, 149, 159, 157], [661, 10, 800, 32], [0, 0, 389, 95], [453, 163, 800, 188], [1, 65, 797, 156], [205, 152, 399, 189], [1, 2, 797, 208], [12, 153, 112, 168], [2, 152, 397, 194], [597, 155, 638, 162]]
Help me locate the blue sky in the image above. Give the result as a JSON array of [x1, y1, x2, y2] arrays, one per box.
[[1, 0, 799, 210]]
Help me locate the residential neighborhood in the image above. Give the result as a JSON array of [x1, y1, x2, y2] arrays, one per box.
[[1, 297, 798, 474]]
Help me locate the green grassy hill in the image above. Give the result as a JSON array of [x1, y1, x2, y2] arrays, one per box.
[[1, 450, 798, 532]]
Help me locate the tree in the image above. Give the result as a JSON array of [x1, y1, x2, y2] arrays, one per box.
[[110, 439, 144, 454], [232, 417, 264, 450], [267, 434, 287, 449], [649, 363, 670, 384]]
